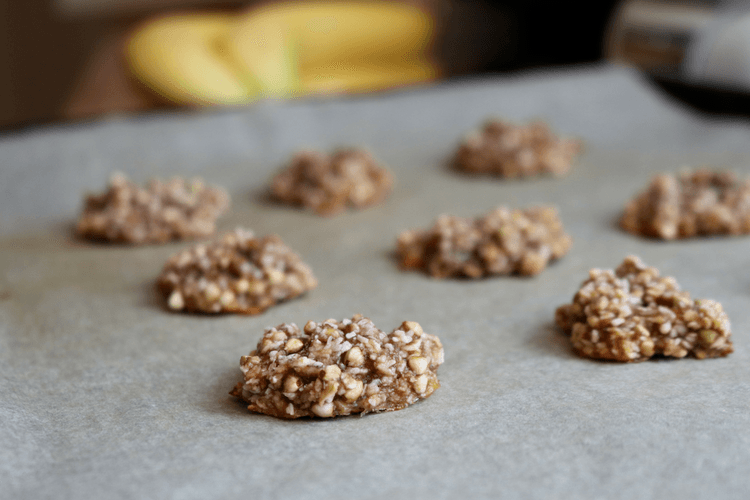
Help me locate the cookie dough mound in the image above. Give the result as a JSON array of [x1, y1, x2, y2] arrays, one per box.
[[397, 206, 572, 278], [230, 315, 444, 418], [555, 255, 733, 362], [621, 168, 750, 239], [454, 119, 581, 177], [76, 172, 229, 244], [157, 228, 317, 314], [270, 149, 393, 216]]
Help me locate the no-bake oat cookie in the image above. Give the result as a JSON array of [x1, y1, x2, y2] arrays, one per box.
[[270, 148, 393, 216], [454, 119, 581, 177], [157, 228, 317, 314], [621, 168, 750, 239], [230, 315, 444, 418], [397, 206, 571, 278], [76, 172, 229, 244], [555, 255, 733, 362]]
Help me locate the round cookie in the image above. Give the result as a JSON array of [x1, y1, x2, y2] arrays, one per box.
[[555, 255, 733, 362], [231, 315, 444, 418], [270, 148, 393, 216], [454, 119, 580, 177], [76, 172, 229, 244], [157, 228, 317, 314], [397, 205, 572, 278], [621, 168, 750, 239]]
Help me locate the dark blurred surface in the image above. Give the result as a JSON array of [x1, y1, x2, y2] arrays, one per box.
[[604, 0, 750, 119], [481, 0, 619, 71], [1, 0, 258, 128], [652, 77, 750, 117]]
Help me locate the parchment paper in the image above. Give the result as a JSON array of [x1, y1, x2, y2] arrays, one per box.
[[2, 65, 749, 499]]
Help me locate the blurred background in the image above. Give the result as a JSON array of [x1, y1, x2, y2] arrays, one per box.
[[3, 0, 750, 130]]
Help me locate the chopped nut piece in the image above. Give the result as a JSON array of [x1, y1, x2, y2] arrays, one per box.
[[285, 338, 304, 353], [76, 172, 229, 244], [266, 269, 284, 284], [324, 365, 342, 381], [156, 228, 317, 314], [412, 374, 428, 394], [204, 283, 221, 301], [345, 346, 365, 367], [396, 206, 571, 278], [311, 403, 334, 417], [699, 329, 717, 346], [555, 255, 733, 362], [167, 291, 184, 311], [621, 168, 750, 239], [283, 375, 300, 394], [270, 149, 393, 216], [408, 356, 429, 375], [230, 316, 444, 418], [344, 380, 365, 402], [403, 321, 423, 335], [235, 279, 250, 293], [454, 119, 581, 177]]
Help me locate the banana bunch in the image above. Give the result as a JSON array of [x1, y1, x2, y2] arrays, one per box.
[[126, 2, 438, 106]]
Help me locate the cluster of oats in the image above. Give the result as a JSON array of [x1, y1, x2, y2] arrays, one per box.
[[621, 168, 750, 239], [555, 255, 733, 362], [270, 149, 393, 216], [157, 228, 317, 314], [230, 315, 444, 418], [397, 206, 572, 278], [454, 119, 581, 177], [76, 172, 229, 244]]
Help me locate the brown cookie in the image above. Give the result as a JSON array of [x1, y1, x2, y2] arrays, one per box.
[[270, 148, 393, 216], [76, 172, 229, 244], [231, 315, 444, 418], [454, 119, 581, 177], [397, 206, 571, 278], [621, 168, 750, 239], [555, 255, 733, 362], [157, 228, 317, 314]]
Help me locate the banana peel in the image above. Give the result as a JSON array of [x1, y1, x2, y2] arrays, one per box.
[[125, 2, 438, 106]]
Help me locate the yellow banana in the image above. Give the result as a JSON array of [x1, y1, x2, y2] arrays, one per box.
[[125, 2, 438, 106], [233, 2, 434, 68], [227, 16, 300, 98], [127, 13, 260, 106]]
